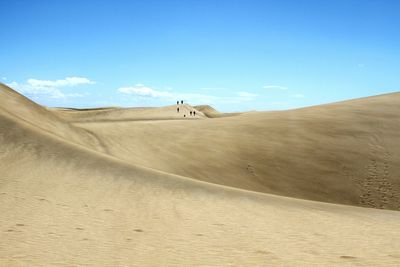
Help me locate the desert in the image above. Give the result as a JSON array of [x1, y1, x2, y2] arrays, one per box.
[[2, 1, 400, 265], [1, 83, 400, 266]]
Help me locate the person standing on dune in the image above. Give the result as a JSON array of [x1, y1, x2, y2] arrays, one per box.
[[193, 110, 196, 116], [190, 111, 192, 116], [177, 107, 180, 113]]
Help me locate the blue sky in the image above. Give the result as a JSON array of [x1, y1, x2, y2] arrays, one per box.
[[1, 0, 399, 112]]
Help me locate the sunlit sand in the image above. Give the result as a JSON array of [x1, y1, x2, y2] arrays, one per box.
[[1, 83, 400, 266]]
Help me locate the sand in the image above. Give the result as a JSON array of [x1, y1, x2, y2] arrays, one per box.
[[1, 83, 400, 266]]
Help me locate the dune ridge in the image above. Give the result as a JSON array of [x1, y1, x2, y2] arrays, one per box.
[[1, 83, 400, 266], [51, 104, 206, 123], [68, 91, 400, 210], [0, 85, 106, 152]]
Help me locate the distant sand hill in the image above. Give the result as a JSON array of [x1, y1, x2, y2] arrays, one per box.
[[1, 82, 400, 266], [53, 91, 400, 210]]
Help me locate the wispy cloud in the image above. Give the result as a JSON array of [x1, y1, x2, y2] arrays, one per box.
[[200, 87, 226, 91], [27, 77, 95, 88], [118, 84, 258, 105], [1, 77, 7, 81], [66, 92, 90, 98], [236, 91, 258, 98], [290, 93, 305, 98], [118, 84, 216, 103], [7, 76, 95, 99], [263, 85, 288, 90], [7, 81, 65, 98], [357, 63, 365, 68], [118, 84, 172, 98], [263, 84, 305, 100]]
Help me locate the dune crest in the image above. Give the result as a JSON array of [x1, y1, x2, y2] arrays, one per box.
[[63, 89, 400, 210], [1, 83, 400, 266]]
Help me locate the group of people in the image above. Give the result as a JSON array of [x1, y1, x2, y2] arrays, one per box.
[[176, 100, 196, 117]]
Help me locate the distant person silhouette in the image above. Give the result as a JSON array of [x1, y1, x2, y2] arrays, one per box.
[[190, 111, 192, 116], [184, 114, 186, 117], [193, 110, 196, 116], [181, 100, 183, 104], [177, 107, 179, 113]]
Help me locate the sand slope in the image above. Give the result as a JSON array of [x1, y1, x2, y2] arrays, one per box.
[[193, 105, 240, 118], [0, 85, 104, 151], [1, 83, 400, 266], [73, 93, 400, 210], [51, 104, 206, 123]]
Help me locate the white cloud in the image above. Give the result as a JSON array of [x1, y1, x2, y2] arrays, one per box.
[[7, 81, 65, 99], [118, 84, 172, 98], [178, 92, 219, 103], [66, 92, 89, 97], [236, 91, 258, 98], [118, 85, 260, 106], [357, 63, 365, 68], [270, 101, 290, 105], [290, 93, 305, 98], [6, 76, 95, 99], [118, 85, 221, 104], [263, 85, 288, 90], [27, 77, 95, 88], [200, 87, 226, 91], [2, 77, 7, 81], [118, 84, 246, 105]]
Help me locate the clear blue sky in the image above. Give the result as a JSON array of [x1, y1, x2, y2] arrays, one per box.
[[1, 0, 399, 111]]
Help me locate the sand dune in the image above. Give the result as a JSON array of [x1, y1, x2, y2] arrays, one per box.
[[0, 86, 105, 152], [51, 104, 206, 123], [193, 105, 240, 118], [1, 82, 400, 266], [70, 92, 400, 210]]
